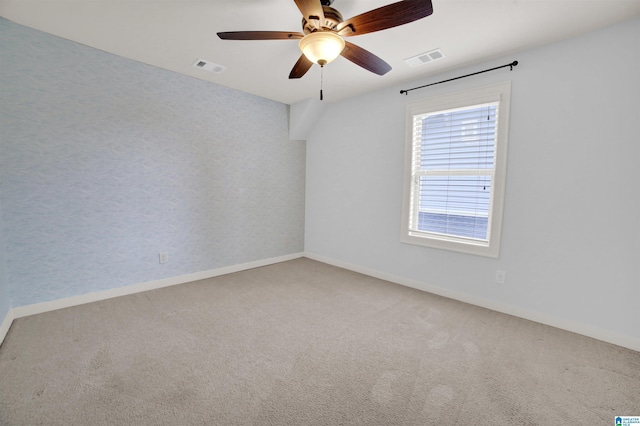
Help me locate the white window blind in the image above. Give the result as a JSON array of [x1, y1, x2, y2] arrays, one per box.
[[410, 102, 498, 241], [401, 81, 511, 258]]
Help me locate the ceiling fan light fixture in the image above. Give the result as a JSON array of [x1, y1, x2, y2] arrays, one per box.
[[299, 31, 345, 66]]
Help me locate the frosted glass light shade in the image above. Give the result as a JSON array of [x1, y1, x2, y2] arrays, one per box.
[[299, 31, 345, 65]]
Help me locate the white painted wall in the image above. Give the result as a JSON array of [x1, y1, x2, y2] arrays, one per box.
[[305, 18, 640, 345]]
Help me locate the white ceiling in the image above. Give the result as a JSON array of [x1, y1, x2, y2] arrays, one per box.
[[2, 0, 639, 105]]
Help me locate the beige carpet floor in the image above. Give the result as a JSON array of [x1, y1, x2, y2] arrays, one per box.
[[1, 258, 638, 425]]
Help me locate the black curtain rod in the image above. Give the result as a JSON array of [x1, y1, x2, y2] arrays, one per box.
[[400, 60, 519, 95]]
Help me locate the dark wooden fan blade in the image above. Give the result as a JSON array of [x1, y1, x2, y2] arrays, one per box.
[[293, 0, 325, 23], [337, 0, 433, 37], [340, 41, 391, 76], [217, 31, 304, 40], [289, 54, 314, 79]]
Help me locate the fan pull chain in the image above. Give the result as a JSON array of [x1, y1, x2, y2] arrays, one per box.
[[320, 64, 324, 101]]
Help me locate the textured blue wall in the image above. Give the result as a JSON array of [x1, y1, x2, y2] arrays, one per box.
[[0, 18, 306, 307], [0, 197, 9, 319]]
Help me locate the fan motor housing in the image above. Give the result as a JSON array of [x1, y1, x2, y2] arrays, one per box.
[[302, 6, 344, 34]]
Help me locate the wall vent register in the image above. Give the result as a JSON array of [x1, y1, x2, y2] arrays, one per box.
[[192, 58, 226, 74], [404, 48, 445, 67]]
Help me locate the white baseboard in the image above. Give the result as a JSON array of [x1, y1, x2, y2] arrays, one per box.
[[3, 251, 638, 352], [304, 252, 640, 352], [0, 253, 304, 346], [0, 308, 15, 347]]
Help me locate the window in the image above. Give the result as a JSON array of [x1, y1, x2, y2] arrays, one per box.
[[401, 82, 511, 257]]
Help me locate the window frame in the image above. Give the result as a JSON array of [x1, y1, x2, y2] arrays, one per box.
[[401, 81, 512, 258]]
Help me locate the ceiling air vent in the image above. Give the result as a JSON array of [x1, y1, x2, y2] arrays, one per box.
[[192, 58, 226, 74], [404, 48, 445, 68]]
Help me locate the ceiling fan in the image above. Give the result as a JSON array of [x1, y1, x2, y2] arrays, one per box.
[[217, 0, 434, 80]]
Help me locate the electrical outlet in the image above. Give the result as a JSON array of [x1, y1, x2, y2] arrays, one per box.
[[159, 252, 168, 264], [496, 270, 506, 284]]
